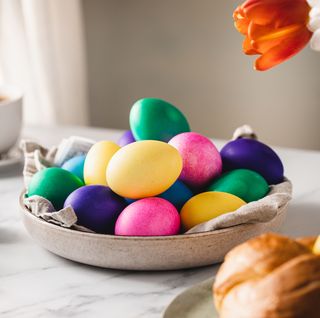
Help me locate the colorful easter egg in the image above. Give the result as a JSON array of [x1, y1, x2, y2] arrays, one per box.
[[207, 169, 269, 202], [106, 140, 182, 199], [168, 132, 222, 188], [158, 180, 193, 210], [84, 141, 120, 186], [180, 191, 246, 231], [118, 130, 136, 147], [115, 197, 180, 236], [123, 180, 193, 210], [220, 138, 284, 185], [61, 155, 86, 182], [129, 98, 190, 142], [64, 185, 126, 234], [28, 167, 84, 210]]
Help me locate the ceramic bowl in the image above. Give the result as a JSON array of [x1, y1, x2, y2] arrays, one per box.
[[19, 191, 288, 271], [0, 85, 23, 154]]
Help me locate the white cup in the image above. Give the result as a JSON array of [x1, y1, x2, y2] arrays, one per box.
[[0, 85, 23, 154]]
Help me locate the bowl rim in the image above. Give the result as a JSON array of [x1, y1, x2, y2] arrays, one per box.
[[19, 190, 287, 242]]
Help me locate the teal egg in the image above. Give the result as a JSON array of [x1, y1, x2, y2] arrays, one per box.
[[61, 155, 86, 182], [207, 169, 269, 202], [124, 181, 193, 210], [28, 167, 84, 210], [158, 180, 193, 210], [129, 98, 190, 142]]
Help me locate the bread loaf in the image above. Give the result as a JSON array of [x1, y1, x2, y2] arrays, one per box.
[[213, 233, 320, 318]]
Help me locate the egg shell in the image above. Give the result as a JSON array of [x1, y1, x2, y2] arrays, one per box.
[[207, 169, 269, 202], [180, 191, 246, 231], [124, 180, 193, 210], [106, 140, 183, 199], [64, 185, 126, 234], [220, 138, 284, 185], [129, 98, 190, 142], [168, 132, 222, 188], [158, 180, 193, 210], [84, 141, 120, 186], [118, 130, 136, 147], [61, 155, 86, 182], [28, 167, 84, 210], [115, 197, 180, 236]]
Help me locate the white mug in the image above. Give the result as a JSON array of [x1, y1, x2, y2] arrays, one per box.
[[0, 85, 23, 154]]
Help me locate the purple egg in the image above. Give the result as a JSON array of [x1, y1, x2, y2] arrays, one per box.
[[64, 185, 126, 234], [118, 130, 136, 147], [220, 138, 284, 185]]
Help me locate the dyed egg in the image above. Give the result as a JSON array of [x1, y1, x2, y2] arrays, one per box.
[[106, 140, 182, 199], [169, 132, 222, 188], [207, 169, 269, 202], [84, 141, 120, 186], [159, 180, 193, 210], [220, 138, 284, 185], [129, 98, 190, 142], [313, 236, 320, 255], [181, 192, 246, 231], [125, 180, 193, 210], [115, 197, 180, 236], [28, 167, 84, 210], [118, 130, 136, 147], [64, 185, 126, 234], [61, 155, 86, 182]]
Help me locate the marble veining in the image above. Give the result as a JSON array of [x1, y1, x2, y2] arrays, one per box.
[[1, 125, 320, 318]]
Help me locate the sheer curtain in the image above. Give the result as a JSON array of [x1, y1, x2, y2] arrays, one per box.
[[0, 0, 89, 125]]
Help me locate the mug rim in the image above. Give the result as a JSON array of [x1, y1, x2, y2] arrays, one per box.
[[0, 84, 23, 107]]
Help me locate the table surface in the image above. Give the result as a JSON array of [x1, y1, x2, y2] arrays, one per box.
[[1, 125, 320, 318]]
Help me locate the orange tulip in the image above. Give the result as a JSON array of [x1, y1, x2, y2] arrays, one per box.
[[233, 0, 313, 70]]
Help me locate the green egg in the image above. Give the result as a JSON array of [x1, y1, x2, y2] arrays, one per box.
[[207, 169, 269, 203], [28, 167, 84, 210], [129, 98, 190, 142]]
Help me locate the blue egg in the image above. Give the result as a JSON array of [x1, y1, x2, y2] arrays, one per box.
[[125, 197, 136, 204], [124, 180, 193, 211], [61, 155, 86, 182], [159, 180, 193, 210]]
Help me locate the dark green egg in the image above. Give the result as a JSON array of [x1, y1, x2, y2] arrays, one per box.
[[207, 169, 269, 202], [28, 167, 84, 210], [129, 98, 190, 142]]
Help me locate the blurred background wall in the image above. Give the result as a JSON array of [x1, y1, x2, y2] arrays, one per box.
[[82, 0, 320, 150]]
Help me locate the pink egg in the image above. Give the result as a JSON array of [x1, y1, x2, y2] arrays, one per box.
[[115, 197, 180, 236], [169, 132, 222, 188]]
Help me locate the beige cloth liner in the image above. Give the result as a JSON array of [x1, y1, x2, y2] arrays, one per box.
[[20, 126, 292, 234]]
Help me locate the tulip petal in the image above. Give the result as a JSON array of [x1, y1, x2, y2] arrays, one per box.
[[233, 6, 250, 34], [255, 28, 312, 70], [242, 0, 310, 26], [249, 23, 305, 53], [243, 37, 259, 54]]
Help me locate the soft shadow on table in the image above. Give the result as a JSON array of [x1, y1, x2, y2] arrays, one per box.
[[45, 248, 217, 284], [0, 163, 23, 178], [0, 226, 23, 244], [282, 202, 320, 237]]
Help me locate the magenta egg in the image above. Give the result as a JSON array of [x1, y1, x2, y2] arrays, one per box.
[[115, 197, 180, 236], [169, 132, 222, 188]]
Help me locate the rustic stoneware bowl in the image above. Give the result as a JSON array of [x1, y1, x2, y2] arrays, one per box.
[[19, 192, 289, 271]]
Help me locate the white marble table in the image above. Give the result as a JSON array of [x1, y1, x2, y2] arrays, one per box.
[[1, 125, 320, 318]]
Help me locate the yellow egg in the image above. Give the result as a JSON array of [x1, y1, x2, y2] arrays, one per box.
[[84, 141, 120, 185], [313, 236, 320, 255], [106, 140, 182, 199], [181, 191, 246, 231]]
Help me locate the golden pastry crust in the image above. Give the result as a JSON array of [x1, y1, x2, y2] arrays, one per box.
[[213, 233, 320, 318]]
